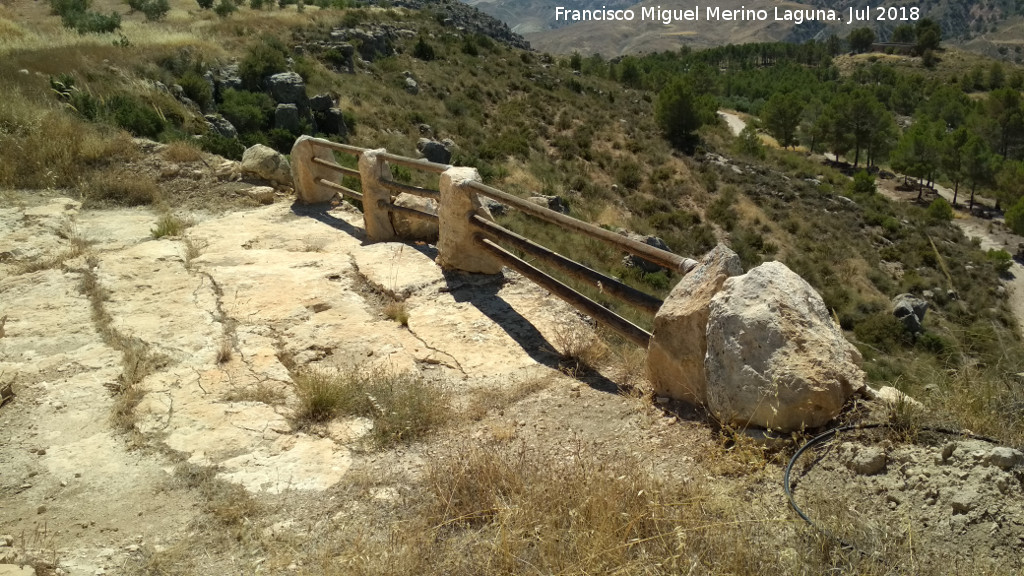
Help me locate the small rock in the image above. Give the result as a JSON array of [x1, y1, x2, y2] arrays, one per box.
[[0, 535, 13, 546], [950, 488, 979, 514], [848, 447, 886, 475], [36, 505, 46, 514], [986, 447, 1024, 471], [243, 186, 276, 205]]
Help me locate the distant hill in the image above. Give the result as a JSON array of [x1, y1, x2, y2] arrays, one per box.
[[459, 0, 1024, 56]]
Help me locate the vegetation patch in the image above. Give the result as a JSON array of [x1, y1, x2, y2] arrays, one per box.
[[292, 367, 452, 448]]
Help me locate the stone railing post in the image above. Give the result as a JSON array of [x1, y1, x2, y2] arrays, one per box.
[[357, 148, 397, 242], [436, 167, 502, 274], [290, 135, 336, 204]]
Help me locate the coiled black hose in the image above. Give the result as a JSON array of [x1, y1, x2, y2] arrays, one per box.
[[783, 423, 1001, 549]]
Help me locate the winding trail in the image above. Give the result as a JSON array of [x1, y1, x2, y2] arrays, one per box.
[[717, 108, 1024, 335]]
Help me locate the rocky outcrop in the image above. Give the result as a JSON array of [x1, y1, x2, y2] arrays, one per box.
[[320, 108, 347, 137], [391, 193, 439, 242], [705, 261, 865, 432], [527, 194, 569, 214], [275, 103, 301, 133], [646, 244, 742, 404], [268, 72, 307, 106], [241, 144, 292, 187], [204, 114, 237, 139], [893, 293, 928, 333], [417, 138, 453, 165]]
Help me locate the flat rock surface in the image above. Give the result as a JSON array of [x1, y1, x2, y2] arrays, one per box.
[[0, 193, 583, 573]]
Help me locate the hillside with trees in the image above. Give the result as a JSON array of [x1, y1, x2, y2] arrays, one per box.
[[1, 0, 1023, 574]]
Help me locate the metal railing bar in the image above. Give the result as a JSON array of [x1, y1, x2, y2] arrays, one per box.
[[377, 152, 451, 174], [318, 178, 363, 201], [476, 237, 652, 348], [379, 180, 441, 201], [310, 139, 366, 156], [376, 199, 439, 221], [471, 215, 663, 315], [311, 156, 361, 178], [467, 181, 698, 274]]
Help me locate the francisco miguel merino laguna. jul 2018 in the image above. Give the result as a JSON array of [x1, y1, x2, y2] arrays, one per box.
[[553, 5, 923, 25]]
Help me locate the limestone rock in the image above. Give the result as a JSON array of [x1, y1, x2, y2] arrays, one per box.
[[987, 447, 1024, 470], [204, 114, 237, 139], [319, 108, 347, 137], [241, 145, 292, 187], [274, 103, 300, 134], [416, 138, 452, 164], [527, 194, 569, 214], [893, 293, 928, 333], [268, 72, 307, 105], [243, 186, 275, 205], [705, 261, 866, 431], [847, 446, 887, 475], [390, 193, 439, 242], [405, 77, 419, 95], [647, 244, 742, 404], [309, 93, 333, 112]]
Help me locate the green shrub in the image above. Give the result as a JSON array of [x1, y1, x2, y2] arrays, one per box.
[[64, 9, 121, 34], [178, 71, 212, 111], [138, 0, 169, 20], [106, 94, 165, 139], [1006, 196, 1024, 236], [196, 0, 213, 8], [239, 40, 288, 90], [854, 312, 908, 352], [219, 89, 273, 134], [200, 133, 245, 160], [985, 249, 1013, 274], [213, 0, 237, 18], [848, 170, 876, 195], [413, 37, 437, 61], [926, 197, 953, 221], [267, 128, 296, 153]]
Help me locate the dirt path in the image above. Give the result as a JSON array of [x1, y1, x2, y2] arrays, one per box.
[[717, 110, 747, 136]]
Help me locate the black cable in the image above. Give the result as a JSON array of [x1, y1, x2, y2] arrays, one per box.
[[783, 423, 1001, 551]]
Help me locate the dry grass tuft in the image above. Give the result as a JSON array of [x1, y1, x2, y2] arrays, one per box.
[[292, 367, 452, 447], [383, 300, 409, 326], [551, 321, 609, 375], [173, 462, 260, 526], [151, 213, 193, 238], [81, 168, 160, 207], [280, 442, 808, 575], [162, 140, 205, 163]]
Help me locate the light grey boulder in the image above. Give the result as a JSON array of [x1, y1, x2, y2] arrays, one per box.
[[705, 261, 866, 432]]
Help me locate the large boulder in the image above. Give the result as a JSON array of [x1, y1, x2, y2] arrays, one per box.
[[647, 244, 743, 404], [309, 93, 334, 112], [319, 108, 347, 137], [416, 138, 452, 164], [268, 72, 307, 106], [391, 193, 439, 242], [241, 144, 292, 187], [705, 261, 866, 432], [274, 103, 300, 133], [892, 293, 928, 334], [204, 114, 237, 139]]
